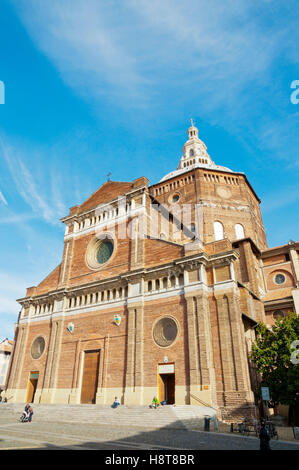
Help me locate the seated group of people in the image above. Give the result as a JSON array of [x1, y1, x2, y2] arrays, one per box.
[[111, 396, 166, 409], [150, 396, 166, 408], [21, 404, 33, 422]]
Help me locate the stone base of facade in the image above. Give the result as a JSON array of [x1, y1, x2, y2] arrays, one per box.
[[5, 386, 213, 407], [219, 404, 258, 423]]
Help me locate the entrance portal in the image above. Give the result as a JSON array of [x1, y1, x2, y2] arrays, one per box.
[[159, 373, 175, 404], [26, 371, 39, 403], [81, 350, 100, 404]]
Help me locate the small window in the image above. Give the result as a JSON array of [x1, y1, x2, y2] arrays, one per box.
[[172, 194, 180, 203], [235, 223, 245, 240], [214, 221, 224, 241], [189, 149, 194, 157], [274, 273, 286, 285], [273, 310, 285, 320]]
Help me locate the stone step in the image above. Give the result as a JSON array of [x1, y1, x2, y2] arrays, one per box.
[[0, 403, 216, 430]]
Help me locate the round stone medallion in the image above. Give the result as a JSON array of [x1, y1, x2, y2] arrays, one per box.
[[216, 187, 231, 199]]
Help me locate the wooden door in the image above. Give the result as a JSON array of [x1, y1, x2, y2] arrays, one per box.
[[159, 373, 175, 404], [159, 374, 166, 403], [81, 350, 100, 404], [26, 372, 39, 403], [167, 374, 175, 404], [159, 374, 175, 405]]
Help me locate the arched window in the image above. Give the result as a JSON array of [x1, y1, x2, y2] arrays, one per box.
[[189, 149, 194, 157], [235, 223, 245, 239], [214, 221, 224, 241]]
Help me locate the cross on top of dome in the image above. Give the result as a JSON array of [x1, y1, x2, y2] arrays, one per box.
[[187, 118, 199, 139], [159, 121, 234, 183]]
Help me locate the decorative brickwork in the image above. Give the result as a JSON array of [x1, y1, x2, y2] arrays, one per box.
[[5, 124, 298, 423]]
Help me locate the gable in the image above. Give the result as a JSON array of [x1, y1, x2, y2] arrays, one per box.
[[34, 264, 62, 296], [78, 181, 133, 214]]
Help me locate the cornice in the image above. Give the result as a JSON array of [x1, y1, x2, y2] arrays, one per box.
[[17, 249, 238, 305]]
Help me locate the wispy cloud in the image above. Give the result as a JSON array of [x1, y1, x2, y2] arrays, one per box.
[[261, 183, 299, 214], [13, 0, 150, 106], [0, 212, 36, 225], [11, 0, 299, 166], [0, 136, 67, 225], [0, 189, 8, 206], [0, 272, 29, 315]]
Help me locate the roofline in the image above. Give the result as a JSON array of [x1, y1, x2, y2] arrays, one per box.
[[150, 167, 261, 203], [261, 241, 299, 258], [232, 237, 262, 257]]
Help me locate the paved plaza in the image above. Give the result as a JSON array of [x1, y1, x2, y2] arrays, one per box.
[[0, 411, 298, 451]]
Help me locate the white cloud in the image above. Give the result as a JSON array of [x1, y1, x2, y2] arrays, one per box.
[[13, 0, 150, 106], [261, 183, 299, 213], [0, 212, 36, 225], [0, 190, 8, 206], [0, 272, 29, 317], [11, 0, 299, 165], [0, 136, 67, 225]]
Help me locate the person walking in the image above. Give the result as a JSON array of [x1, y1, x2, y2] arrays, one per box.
[[259, 421, 271, 450]]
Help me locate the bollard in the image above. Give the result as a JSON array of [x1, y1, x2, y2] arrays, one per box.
[[204, 416, 211, 431], [230, 423, 234, 433], [213, 415, 218, 431], [238, 422, 244, 433], [213, 416, 218, 431]]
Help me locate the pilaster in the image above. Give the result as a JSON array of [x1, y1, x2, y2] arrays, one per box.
[[124, 302, 144, 404], [40, 318, 65, 403]]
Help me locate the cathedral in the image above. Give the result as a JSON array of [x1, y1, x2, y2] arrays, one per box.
[[6, 123, 299, 421]]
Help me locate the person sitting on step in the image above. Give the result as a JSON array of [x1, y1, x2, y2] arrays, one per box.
[[150, 396, 159, 409], [112, 396, 120, 408]]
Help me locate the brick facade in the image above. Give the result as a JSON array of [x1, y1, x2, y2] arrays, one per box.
[[5, 124, 299, 422]]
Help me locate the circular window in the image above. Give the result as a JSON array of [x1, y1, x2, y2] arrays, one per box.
[[31, 336, 45, 359], [274, 273, 286, 285], [96, 240, 114, 264], [273, 310, 285, 320], [85, 234, 115, 270], [172, 194, 180, 203], [153, 317, 178, 348]]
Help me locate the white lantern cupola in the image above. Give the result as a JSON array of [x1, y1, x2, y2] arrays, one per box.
[[178, 119, 215, 171]]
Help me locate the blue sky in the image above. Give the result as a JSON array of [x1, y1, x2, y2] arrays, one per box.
[[0, 0, 298, 339]]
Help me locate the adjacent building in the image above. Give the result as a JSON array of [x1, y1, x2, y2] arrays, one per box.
[[0, 338, 14, 393]]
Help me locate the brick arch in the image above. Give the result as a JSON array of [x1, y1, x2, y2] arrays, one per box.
[[266, 268, 294, 290]]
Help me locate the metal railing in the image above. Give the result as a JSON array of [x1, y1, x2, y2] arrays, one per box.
[[189, 393, 218, 411]]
